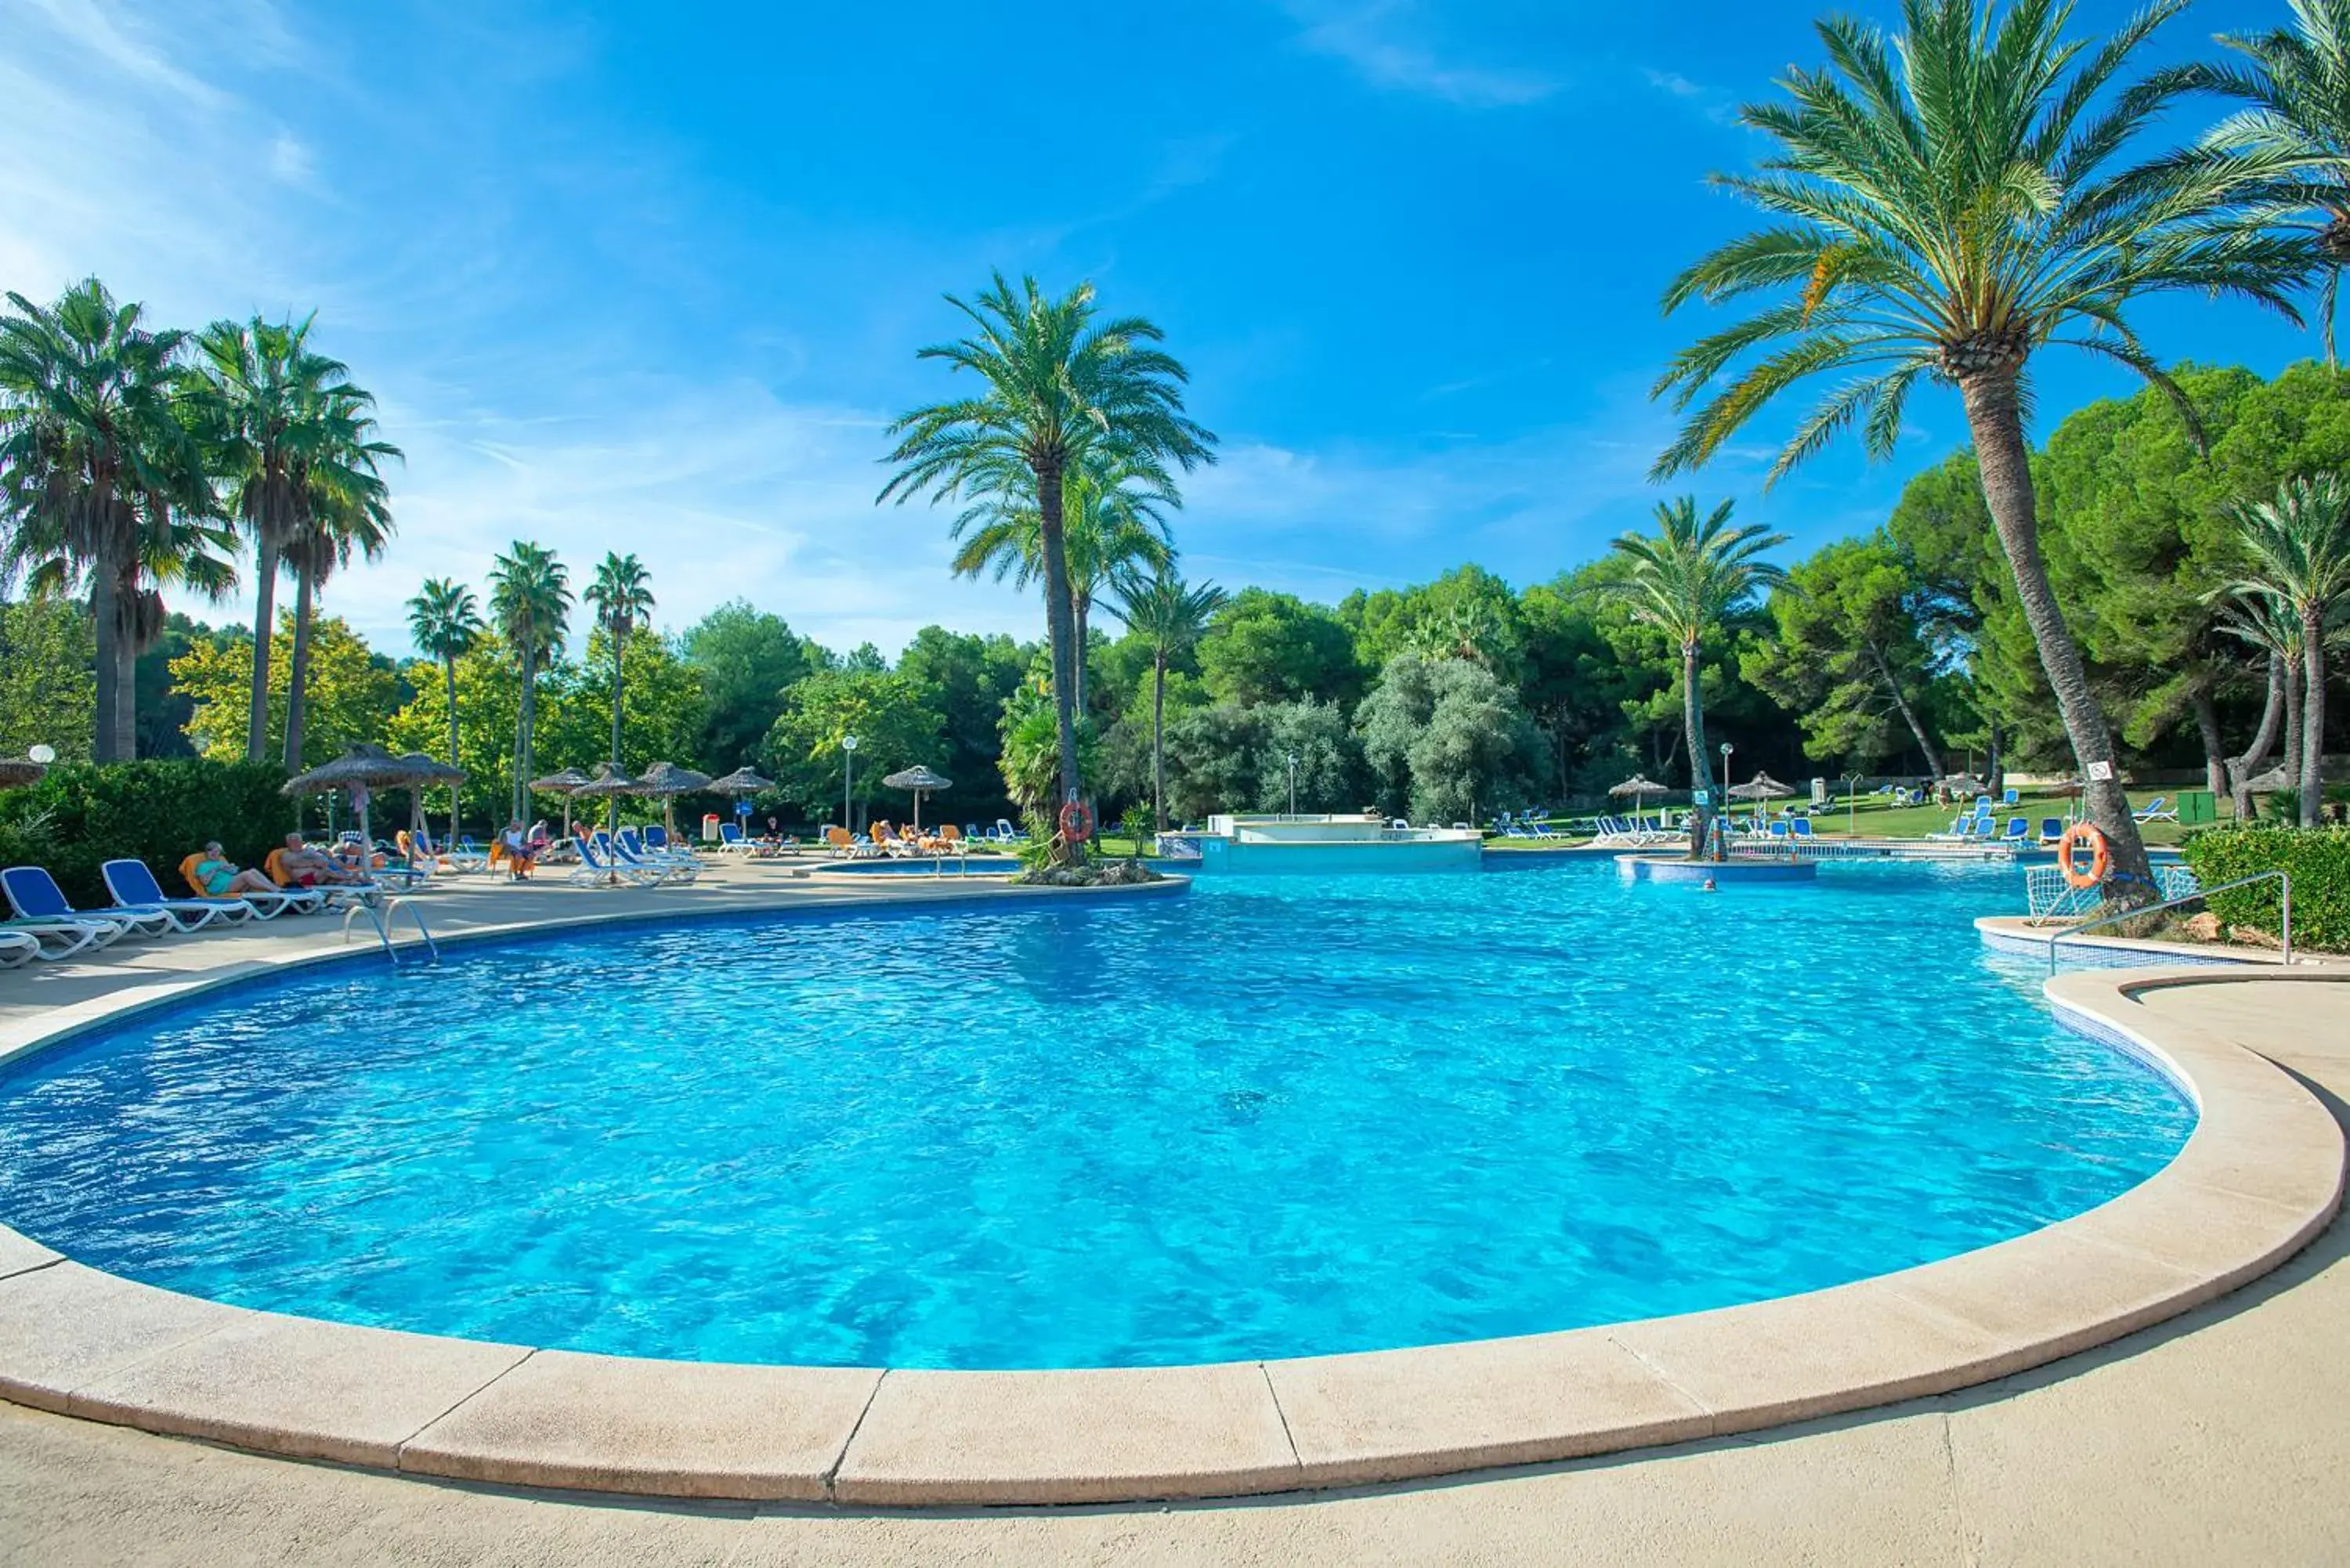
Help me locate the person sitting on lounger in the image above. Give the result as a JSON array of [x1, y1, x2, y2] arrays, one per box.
[[275, 833, 365, 887], [192, 843, 282, 898]]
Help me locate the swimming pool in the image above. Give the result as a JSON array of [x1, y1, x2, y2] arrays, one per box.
[[0, 859, 2192, 1370]]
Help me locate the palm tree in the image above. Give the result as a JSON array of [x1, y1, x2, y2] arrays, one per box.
[[1649, 0, 2308, 898], [584, 552, 654, 835], [407, 577, 483, 844], [280, 460, 394, 770], [952, 452, 1177, 715], [192, 315, 385, 761], [0, 278, 214, 761], [2218, 475, 2350, 826], [1104, 565, 1227, 832], [1592, 498, 1788, 858], [488, 541, 571, 822], [2179, 1, 2350, 366], [882, 273, 1217, 856]]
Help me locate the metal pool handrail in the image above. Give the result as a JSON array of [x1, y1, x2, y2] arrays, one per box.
[[2047, 869, 2290, 974], [341, 894, 441, 966]]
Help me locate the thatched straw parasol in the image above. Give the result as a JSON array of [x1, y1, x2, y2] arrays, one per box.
[[283, 744, 453, 862], [531, 766, 594, 839], [0, 757, 48, 789], [706, 766, 775, 840], [1726, 771, 1795, 830], [627, 761, 711, 838], [1608, 772, 1665, 823], [882, 764, 952, 830]]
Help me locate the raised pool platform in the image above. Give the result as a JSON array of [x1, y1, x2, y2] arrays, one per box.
[[1617, 854, 1818, 884], [1177, 813, 1482, 873], [0, 870, 2337, 1508]]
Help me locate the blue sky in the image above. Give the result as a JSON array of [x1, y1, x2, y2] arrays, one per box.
[[0, 0, 2320, 657]]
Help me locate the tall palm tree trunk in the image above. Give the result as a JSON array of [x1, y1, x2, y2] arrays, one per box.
[[2228, 653, 2287, 820], [607, 639, 625, 837], [2299, 604, 2327, 829], [107, 576, 141, 761], [515, 641, 536, 824], [1151, 650, 1168, 833], [91, 570, 125, 764], [247, 541, 278, 762], [282, 569, 314, 771], [1959, 375, 2155, 898], [1072, 595, 1090, 717], [1033, 463, 1083, 858], [443, 654, 462, 845], [2283, 661, 2303, 799], [1682, 639, 1712, 861]]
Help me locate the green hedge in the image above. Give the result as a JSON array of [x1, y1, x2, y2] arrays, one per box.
[[2182, 825, 2350, 953], [0, 759, 295, 909]]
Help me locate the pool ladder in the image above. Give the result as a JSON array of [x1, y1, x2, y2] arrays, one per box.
[[342, 895, 440, 966]]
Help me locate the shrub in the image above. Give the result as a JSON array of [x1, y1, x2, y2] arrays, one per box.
[[0, 759, 296, 908], [2182, 826, 2350, 953]]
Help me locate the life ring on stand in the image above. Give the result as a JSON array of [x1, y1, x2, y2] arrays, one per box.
[[2056, 822, 2109, 890], [1058, 800, 1096, 844]]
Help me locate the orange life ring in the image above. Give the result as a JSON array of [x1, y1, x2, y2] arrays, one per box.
[[1058, 800, 1096, 844], [2056, 822, 2109, 890]]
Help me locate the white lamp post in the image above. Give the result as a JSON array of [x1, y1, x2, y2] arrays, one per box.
[[1286, 751, 1298, 818], [841, 734, 859, 833]]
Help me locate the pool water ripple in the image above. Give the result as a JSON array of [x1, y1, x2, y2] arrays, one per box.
[[0, 861, 2192, 1368]]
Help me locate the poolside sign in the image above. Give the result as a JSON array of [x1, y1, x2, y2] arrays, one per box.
[[1693, 789, 1710, 807], [2087, 761, 2113, 782]]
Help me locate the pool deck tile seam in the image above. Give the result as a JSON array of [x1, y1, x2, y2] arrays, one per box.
[[391, 1346, 543, 1476], [822, 1366, 893, 1505], [1257, 1360, 1303, 1473], [1606, 1335, 1715, 1425]]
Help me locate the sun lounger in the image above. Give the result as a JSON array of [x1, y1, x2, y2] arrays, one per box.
[[2133, 797, 2177, 823], [99, 858, 258, 930], [1999, 817, 2030, 843], [2038, 817, 2066, 846], [0, 930, 42, 966], [0, 917, 107, 960], [570, 833, 667, 886], [1789, 818, 1815, 839], [178, 854, 323, 918], [613, 831, 699, 883], [262, 848, 382, 909], [4, 865, 168, 941]]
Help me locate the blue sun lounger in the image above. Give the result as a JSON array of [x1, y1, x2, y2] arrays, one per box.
[[98, 858, 253, 930], [5, 865, 173, 941]]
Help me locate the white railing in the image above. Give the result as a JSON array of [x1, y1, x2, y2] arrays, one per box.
[[2024, 864, 2200, 924]]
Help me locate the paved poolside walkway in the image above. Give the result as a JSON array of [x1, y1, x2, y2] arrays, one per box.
[[0, 892, 2346, 1561]]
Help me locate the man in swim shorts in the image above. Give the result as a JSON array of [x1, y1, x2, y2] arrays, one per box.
[[278, 833, 364, 887]]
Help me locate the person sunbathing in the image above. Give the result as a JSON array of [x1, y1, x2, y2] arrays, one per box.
[[277, 833, 365, 887], [191, 843, 283, 898]]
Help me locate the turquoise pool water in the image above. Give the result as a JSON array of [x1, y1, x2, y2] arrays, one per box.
[[0, 860, 2193, 1369]]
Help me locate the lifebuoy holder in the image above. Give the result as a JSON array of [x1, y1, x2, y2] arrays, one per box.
[[1058, 800, 1096, 844], [2057, 822, 2110, 890]]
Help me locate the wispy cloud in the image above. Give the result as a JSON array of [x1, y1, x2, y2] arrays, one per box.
[[1639, 63, 1743, 127], [1289, 1, 1556, 109]]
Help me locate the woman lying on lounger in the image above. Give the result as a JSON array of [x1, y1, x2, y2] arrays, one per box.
[[191, 842, 282, 898]]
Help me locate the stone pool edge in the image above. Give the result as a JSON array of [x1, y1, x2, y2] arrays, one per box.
[[0, 937, 2337, 1506]]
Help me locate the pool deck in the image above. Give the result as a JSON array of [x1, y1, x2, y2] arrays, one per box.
[[2, 864, 2348, 1558]]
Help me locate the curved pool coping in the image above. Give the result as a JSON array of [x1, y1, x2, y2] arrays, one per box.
[[0, 889, 2338, 1507]]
